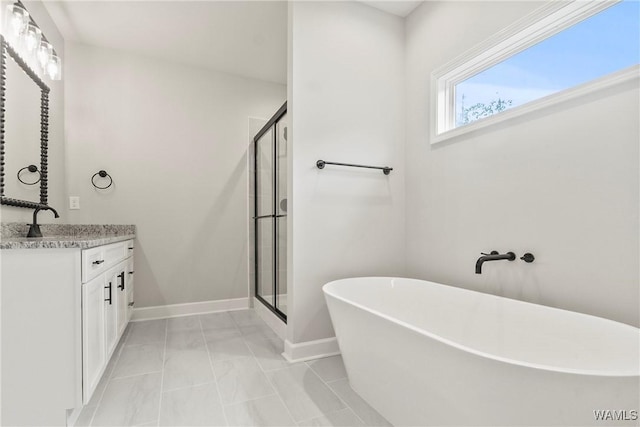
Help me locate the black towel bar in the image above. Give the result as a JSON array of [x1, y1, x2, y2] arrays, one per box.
[[316, 160, 392, 175]]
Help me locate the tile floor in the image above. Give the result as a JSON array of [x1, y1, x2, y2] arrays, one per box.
[[76, 309, 391, 427]]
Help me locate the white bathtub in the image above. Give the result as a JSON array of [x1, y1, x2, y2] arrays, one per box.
[[323, 277, 639, 426]]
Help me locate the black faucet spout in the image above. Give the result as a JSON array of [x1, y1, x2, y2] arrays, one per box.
[[27, 206, 60, 238], [475, 251, 516, 274]]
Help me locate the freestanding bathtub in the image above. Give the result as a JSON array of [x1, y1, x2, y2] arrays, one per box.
[[323, 277, 639, 426]]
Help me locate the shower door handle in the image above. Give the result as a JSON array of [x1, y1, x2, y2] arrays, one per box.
[[253, 214, 287, 219]]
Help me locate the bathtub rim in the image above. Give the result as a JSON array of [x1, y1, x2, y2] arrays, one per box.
[[323, 276, 640, 378]]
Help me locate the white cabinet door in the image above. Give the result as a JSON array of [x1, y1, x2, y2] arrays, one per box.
[[82, 274, 106, 405], [116, 266, 127, 337], [104, 267, 119, 358], [126, 257, 135, 321]]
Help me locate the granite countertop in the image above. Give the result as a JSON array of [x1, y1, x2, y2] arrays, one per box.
[[0, 224, 136, 249]]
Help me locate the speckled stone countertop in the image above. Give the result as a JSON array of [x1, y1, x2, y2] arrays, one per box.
[[0, 223, 136, 249]]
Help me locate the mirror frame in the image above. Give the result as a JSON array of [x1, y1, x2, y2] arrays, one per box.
[[0, 35, 51, 210]]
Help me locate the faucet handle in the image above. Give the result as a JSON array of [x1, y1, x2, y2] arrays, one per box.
[[520, 253, 535, 263], [481, 251, 499, 256]]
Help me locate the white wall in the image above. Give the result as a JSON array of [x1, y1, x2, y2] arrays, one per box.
[[288, 1, 406, 345], [0, 0, 66, 224], [64, 42, 286, 308], [405, 1, 639, 327]]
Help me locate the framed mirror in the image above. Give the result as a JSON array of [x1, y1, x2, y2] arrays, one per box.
[[0, 34, 51, 209]]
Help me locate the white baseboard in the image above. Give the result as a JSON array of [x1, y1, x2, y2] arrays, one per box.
[[131, 297, 250, 321], [67, 407, 82, 427], [283, 337, 341, 363], [253, 297, 286, 340]]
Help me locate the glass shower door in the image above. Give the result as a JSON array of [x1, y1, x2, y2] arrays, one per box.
[[254, 103, 287, 321], [255, 126, 275, 310], [275, 113, 287, 316]]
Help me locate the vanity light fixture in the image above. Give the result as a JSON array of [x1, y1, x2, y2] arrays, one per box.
[[45, 54, 61, 80], [36, 39, 52, 67], [24, 22, 41, 52], [1, 0, 62, 81], [2, 3, 29, 45]]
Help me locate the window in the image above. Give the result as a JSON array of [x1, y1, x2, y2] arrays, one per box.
[[432, 0, 640, 143]]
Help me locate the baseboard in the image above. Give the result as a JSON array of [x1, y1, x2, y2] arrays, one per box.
[[131, 297, 250, 321], [283, 337, 341, 363], [253, 297, 286, 340], [67, 407, 82, 427]]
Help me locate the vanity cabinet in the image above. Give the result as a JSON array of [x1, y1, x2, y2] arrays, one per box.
[[1, 235, 135, 426], [81, 240, 134, 404], [104, 267, 119, 357], [82, 274, 106, 405], [123, 256, 135, 330]]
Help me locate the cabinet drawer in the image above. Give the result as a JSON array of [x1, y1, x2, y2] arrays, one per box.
[[124, 240, 134, 258], [82, 241, 128, 283], [103, 241, 127, 268], [82, 246, 106, 283]]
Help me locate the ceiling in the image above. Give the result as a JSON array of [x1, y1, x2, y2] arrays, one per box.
[[360, 1, 422, 17], [44, 1, 289, 84], [44, 1, 423, 85]]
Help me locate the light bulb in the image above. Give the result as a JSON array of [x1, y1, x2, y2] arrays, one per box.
[[3, 4, 29, 44], [36, 40, 52, 69], [24, 23, 42, 52], [9, 4, 29, 35], [46, 54, 61, 80]]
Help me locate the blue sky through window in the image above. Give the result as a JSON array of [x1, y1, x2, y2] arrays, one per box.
[[455, 0, 640, 126]]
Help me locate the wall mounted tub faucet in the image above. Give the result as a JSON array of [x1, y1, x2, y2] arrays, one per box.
[[27, 206, 59, 238], [475, 251, 516, 274]]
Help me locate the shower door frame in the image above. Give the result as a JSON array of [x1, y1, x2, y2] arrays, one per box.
[[253, 101, 287, 323]]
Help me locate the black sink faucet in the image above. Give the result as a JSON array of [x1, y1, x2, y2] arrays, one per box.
[[27, 206, 60, 238], [475, 251, 516, 274]]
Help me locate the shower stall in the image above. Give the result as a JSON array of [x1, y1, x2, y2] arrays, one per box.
[[252, 102, 287, 321]]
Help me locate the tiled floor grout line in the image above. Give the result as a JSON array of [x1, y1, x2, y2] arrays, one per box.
[[239, 322, 360, 427], [122, 340, 165, 348], [244, 330, 298, 426], [304, 362, 364, 425], [308, 365, 369, 427], [161, 379, 218, 394], [322, 378, 368, 426], [259, 374, 298, 426], [216, 388, 281, 408], [229, 311, 243, 329], [201, 312, 283, 408], [154, 320, 169, 427], [200, 314, 231, 427], [230, 310, 301, 424], [109, 369, 164, 381], [87, 326, 131, 427]]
